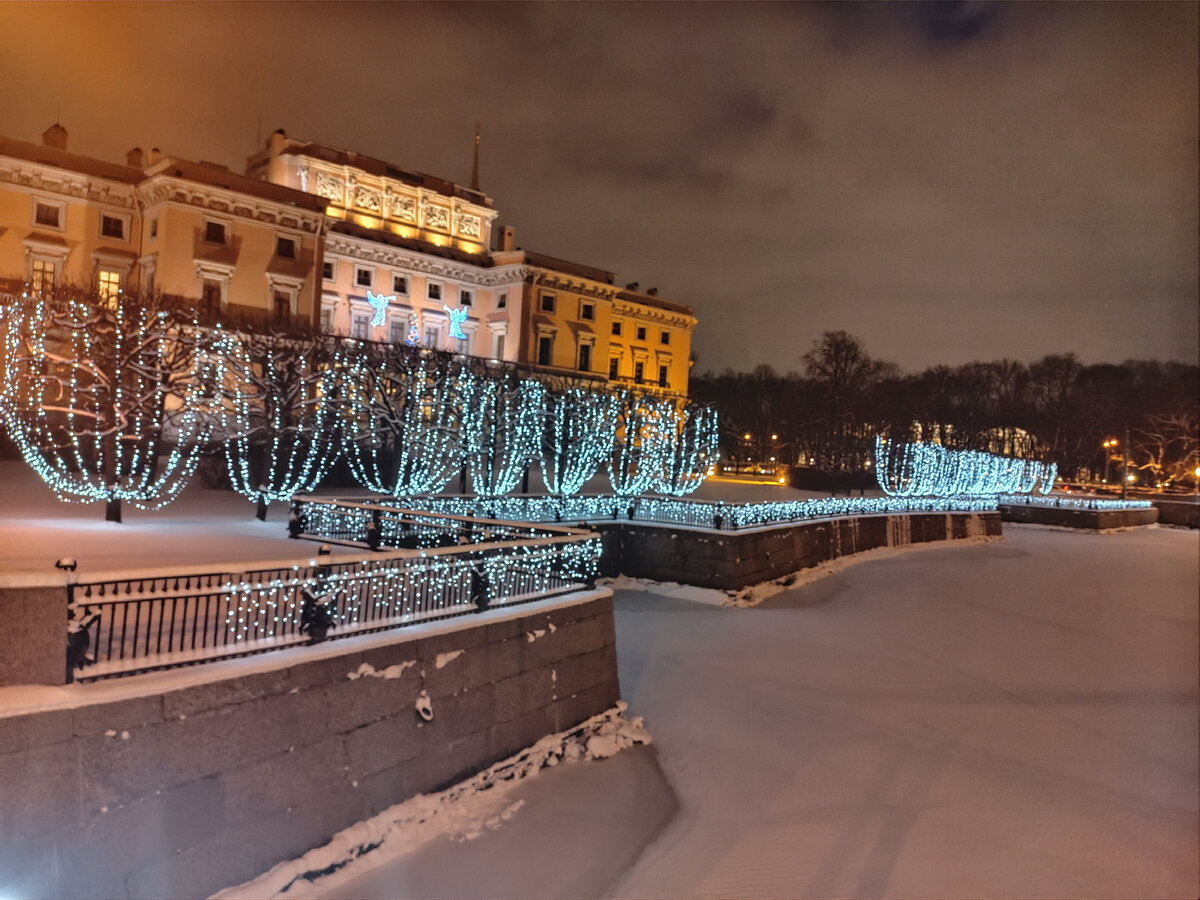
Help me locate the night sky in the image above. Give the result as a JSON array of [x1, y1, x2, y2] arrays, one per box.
[[1, 1, 1195, 375]]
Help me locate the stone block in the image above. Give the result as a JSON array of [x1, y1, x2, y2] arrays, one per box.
[[341, 714, 423, 782], [553, 648, 615, 699], [437, 683, 497, 740], [323, 666, 421, 734], [0, 586, 67, 686], [493, 668, 554, 723], [60, 774, 224, 889], [161, 666, 292, 720], [0, 739, 81, 845], [285, 650, 367, 693], [549, 681, 620, 733], [73, 694, 163, 738], [222, 737, 350, 826], [0, 706, 75, 755], [464, 634, 522, 687]]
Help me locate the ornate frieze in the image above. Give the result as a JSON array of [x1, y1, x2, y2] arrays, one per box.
[[353, 184, 381, 213], [315, 172, 343, 203], [387, 190, 416, 222], [423, 203, 450, 231]]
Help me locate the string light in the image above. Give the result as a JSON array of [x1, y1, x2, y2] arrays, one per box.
[[874, 436, 1057, 497], [608, 392, 672, 496], [214, 331, 343, 517], [656, 401, 719, 497], [366, 291, 394, 327], [540, 385, 620, 497], [468, 374, 545, 497], [0, 289, 215, 516]]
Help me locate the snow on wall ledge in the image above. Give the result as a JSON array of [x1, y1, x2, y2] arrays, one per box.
[[0, 593, 619, 900]]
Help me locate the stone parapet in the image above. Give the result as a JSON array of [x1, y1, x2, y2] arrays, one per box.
[[0, 593, 618, 900]]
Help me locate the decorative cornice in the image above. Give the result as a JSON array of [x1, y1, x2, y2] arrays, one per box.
[[140, 176, 324, 233], [528, 269, 621, 302], [612, 298, 696, 329], [0, 158, 137, 209], [324, 233, 530, 288]]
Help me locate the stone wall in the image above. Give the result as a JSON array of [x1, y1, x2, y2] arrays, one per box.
[[0, 593, 619, 900], [594, 512, 1002, 590], [999, 504, 1159, 530]]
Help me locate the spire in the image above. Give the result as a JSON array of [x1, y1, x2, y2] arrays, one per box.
[[470, 122, 481, 192]]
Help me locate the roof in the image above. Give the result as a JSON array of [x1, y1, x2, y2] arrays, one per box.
[[283, 141, 493, 208], [145, 158, 326, 212], [0, 135, 143, 184], [520, 250, 616, 285], [616, 288, 694, 317]]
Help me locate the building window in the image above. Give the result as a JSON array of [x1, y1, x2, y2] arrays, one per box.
[[424, 324, 441, 348], [494, 332, 506, 359], [34, 200, 62, 229], [460, 289, 473, 307], [276, 237, 296, 259], [611, 320, 622, 337], [323, 261, 335, 281], [580, 302, 594, 321], [355, 267, 373, 288], [389, 319, 407, 344], [149, 217, 158, 238], [540, 293, 556, 313], [97, 270, 121, 307], [636, 325, 647, 341], [660, 330, 670, 345], [320, 305, 333, 333], [537, 335, 552, 366], [352, 314, 369, 339], [201, 278, 222, 314], [101, 214, 125, 240], [455, 335, 469, 354], [578, 343, 592, 372], [658, 364, 669, 388], [273, 291, 291, 320], [204, 221, 227, 244], [497, 290, 507, 309], [634, 361, 644, 384], [427, 282, 442, 301], [608, 356, 620, 380], [393, 275, 408, 294], [30, 258, 56, 292]]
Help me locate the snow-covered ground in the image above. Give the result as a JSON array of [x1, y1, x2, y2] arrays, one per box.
[[3, 458, 1196, 897], [225, 523, 1198, 899]]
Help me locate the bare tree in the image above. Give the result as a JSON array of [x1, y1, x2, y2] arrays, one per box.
[[540, 384, 619, 498], [0, 288, 215, 521], [216, 329, 343, 519], [468, 373, 545, 497]]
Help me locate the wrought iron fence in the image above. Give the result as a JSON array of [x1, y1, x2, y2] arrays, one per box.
[[67, 524, 599, 682]]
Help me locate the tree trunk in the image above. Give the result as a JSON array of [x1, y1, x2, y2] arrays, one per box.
[[105, 498, 122, 523], [256, 496, 269, 521]]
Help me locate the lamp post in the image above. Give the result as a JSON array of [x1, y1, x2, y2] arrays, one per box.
[[1121, 426, 1129, 501]]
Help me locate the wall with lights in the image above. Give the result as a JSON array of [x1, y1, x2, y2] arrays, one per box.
[[0, 591, 620, 900]]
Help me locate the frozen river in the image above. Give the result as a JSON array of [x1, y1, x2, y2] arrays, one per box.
[[301, 523, 1198, 899]]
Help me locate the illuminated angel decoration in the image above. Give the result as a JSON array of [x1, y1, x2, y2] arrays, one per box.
[[444, 304, 469, 340], [366, 290, 394, 327]]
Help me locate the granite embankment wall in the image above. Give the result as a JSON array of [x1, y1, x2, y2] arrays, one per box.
[[594, 511, 1003, 590], [0, 593, 618, 900], [999, 504, 1159, 530]]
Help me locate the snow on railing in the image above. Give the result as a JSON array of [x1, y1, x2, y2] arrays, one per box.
[[67, 518, 599, 682]]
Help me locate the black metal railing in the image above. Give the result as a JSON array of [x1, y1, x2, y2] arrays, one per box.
[[66, 524, 599, 682]]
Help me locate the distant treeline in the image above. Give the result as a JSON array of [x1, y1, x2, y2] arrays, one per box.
[[692, 331, 1200, 487]]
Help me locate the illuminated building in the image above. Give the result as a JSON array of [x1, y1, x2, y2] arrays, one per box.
[[0, 124, 697, 394]]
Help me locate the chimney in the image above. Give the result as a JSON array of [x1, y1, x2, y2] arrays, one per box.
[[42, 123, 68, 150], [270, 128, 287, 154], [625, 282, 639, 291], [494, 224, 516, 252], [126, 147, 146, 168], [147, 147, 162, 165], [647, 287, 658, 296]]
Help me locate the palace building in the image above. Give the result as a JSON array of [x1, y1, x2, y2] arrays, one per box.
[[0, 124, 696, 395]]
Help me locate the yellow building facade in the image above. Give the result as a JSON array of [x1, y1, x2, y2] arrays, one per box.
[[0, 124, 696, 396]]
